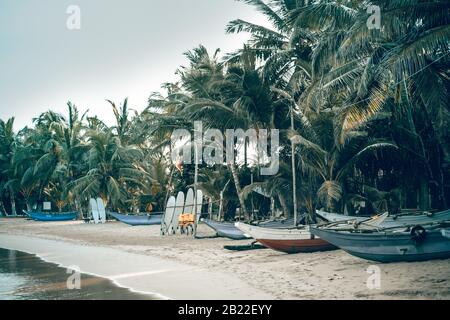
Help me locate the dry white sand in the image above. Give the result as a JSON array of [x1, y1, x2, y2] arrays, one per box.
[[0, 218, 449, 300]]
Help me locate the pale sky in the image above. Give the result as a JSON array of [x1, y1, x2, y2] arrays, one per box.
[[0, 0, 268, 129]]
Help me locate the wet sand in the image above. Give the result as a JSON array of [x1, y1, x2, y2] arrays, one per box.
[[0, 248, 156, 300], [0, 218, 449, 300]]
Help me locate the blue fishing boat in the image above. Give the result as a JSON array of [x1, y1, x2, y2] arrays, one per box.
[[311, 224, 450, 263], [316, 209, 450, 228], [109, 212, 162, 226], [202, 219, 251, 240], [25, 211, 78, 222]]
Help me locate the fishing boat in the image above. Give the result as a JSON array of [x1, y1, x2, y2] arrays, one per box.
[[24, 211, 78, 222], [310, 223, 450, 263], [256, 218, 296, 229], [202, 219, 251, 240], [316, 209, 450, 229], [235, 222, 336, 254], [109, 212, 163, 226], [316, 210, 373, 223]]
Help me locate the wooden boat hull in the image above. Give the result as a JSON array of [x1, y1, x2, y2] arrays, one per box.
[[258, 238, 336, 254], [26, 211, 78, 222], [202, 219, 251, 240], [311, 226, 450, 263], [317, 209, 450, 229], [109, 212, 162, 226], [235, 222, 336, 254]]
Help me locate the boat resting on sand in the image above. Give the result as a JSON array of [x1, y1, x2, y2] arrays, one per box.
[[316, 209, 450, 229], [202, 219, 251, 240], [24, 211, 78, 222], [109, 212, 162, 226], [311, 223, 450, 263], [255, 218, 296, 229], [235, 222, 336, 254]]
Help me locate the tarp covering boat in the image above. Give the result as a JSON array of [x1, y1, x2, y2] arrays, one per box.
[[109, 212, 162, 226], [202, 219, 251, 240], [256, 218, 296, 229], [311, 224, 450, 263], [236, 222, 336, 254], [316, 209, 450, 229], [25, 211, 78, 222]]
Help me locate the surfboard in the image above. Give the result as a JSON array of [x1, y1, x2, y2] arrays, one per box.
[[195, 189, 203, 224], [90, 198, 99, 224], [184, 189, 195, 216], [171, 192, 185, 235], [162, 196, 176, 235], [179, 189, 195, 235], [97, 198, 106, 224]]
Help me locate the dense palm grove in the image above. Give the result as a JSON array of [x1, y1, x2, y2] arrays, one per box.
[[1, 0, 449, 221]]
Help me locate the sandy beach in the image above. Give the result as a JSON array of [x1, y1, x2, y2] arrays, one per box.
[[0, 218, 449, 300]]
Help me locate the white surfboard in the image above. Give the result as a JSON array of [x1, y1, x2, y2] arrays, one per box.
[[171, 192, 185, 235], [162, 196, 176, 235], [90, 198, 100, 224], [180, 189, 195, 235], [184, 189, 195, 216], [97, 198, 106, 224], [195, 189, 203, 224]]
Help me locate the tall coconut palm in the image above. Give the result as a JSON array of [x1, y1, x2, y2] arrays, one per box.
[[0, 118, 18, 215], [32, 103, 89, 211]]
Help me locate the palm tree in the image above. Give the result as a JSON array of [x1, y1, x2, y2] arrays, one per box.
[[31, 103, 89, 212], [0, 118, 18, 215], [69, 129, 150, 211], [108, 98, 133, 145], [292, 0, 450, 210], [196, 168, 231, 220]]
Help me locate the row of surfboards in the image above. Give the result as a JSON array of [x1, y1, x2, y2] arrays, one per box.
[[161, 188, 203, 235], [89, 198, 107, 224]]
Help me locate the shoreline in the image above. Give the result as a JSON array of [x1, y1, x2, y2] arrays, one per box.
[[0, 234, 272, 300], [1, 219, 449, 300], [0, 237, 169, 300]]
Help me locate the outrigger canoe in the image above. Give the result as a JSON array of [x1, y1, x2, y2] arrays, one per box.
[[202, 219, 251, 240], [311, 223, 450, 263], [109, 212, 162, 226], [316, 209, 450, 229], [235, 222, 336, 254], [25, 211, 78, 222], [255, 218, 296, 229]]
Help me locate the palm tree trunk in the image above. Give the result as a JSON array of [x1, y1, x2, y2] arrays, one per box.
[[419, 176, 431, 211], [228, 163, 248, 219], [25, 200, 31, 211], [278, 194, 289, 218], [219, 192, 224, 221], [0, 200, 6, 216], [9, 190, 17, 216], [164, 168, 174, 206], [75, 199, 84, 220], [218, 181, 230, 221], [208, 197, 213, 220]]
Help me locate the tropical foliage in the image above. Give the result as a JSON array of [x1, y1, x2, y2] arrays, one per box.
[[0, 0, 449, 220]]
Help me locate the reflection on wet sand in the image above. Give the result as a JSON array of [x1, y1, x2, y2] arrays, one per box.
[[0, 248, 157, 300]]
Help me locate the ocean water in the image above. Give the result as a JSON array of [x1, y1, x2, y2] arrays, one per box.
[[0, 248, 157, 300]]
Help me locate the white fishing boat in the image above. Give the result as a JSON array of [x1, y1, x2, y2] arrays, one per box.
[[235, 222, 336, 254]]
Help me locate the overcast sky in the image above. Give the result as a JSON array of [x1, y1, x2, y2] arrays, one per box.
[[0, 0, 268, 129]]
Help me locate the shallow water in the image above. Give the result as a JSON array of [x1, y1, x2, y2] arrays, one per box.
[[0, 248, 157, 300]]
